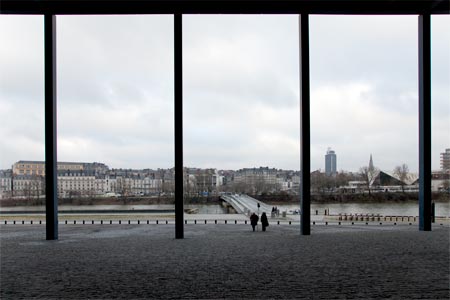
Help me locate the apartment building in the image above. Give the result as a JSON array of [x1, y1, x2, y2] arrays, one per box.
[[2, 160, 303, 198], [106, 169, 174, 196], [441, 148, 450, 171], [12, 161, 46, 176], [12, 175, 44, 197], [57, 170, 96, 198], [186, 168, 221, 193], [12, 160, 109, 176], [233, 167, 281, 194], [235, 167, 278, 184], [0, 170, 12, 198]]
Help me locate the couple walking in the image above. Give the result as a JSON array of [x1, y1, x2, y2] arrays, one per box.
[[250, 212, 269, 232]]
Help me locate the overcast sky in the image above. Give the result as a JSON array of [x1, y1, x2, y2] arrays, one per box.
[[0, 15, 449, 173]]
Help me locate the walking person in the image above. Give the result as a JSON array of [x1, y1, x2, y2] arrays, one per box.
[[261, 212, 269, 232], [250, 212, 259, 232]]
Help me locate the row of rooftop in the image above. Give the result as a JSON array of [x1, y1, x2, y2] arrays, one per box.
[[4, 148, 450, 177], [0, 159, 449, 199], [3, 160, 301, 179]]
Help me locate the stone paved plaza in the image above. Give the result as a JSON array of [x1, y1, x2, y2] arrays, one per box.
[[1, 224, 449, 299]]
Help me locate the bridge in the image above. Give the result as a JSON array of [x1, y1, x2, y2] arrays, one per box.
[[220, 194, 273, 216]]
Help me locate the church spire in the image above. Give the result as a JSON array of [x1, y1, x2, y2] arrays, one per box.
[[369, 154, 374, 172]]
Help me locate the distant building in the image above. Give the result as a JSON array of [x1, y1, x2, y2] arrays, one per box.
[[57, 170, 96, 198], [234, 167, 280, 194], [441, 148, 450, 171], [12, 175, 45, 198], [325, 148, 337, 176], [12, 160, 109, 176], [186, 168, 220, 194], [371, 171, 404, 187], [0, 170, 12, 199], [3, 160, 306, 198], [12, 161, 46, 176]]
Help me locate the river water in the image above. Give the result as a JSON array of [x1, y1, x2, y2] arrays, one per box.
[[1, 202, 449, 216], [276, 202, 450, 217]]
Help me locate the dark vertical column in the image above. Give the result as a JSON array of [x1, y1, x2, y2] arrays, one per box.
[[174, 14, 184, 239], [418, 14, 431, 231], [44, 14, 58, 240], [299, 14, 310, 235]]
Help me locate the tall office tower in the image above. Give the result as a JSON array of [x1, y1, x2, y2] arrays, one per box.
[[325, 148, 337, 176], [441, 148, 450, 171]]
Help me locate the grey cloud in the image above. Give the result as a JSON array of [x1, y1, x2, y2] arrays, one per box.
[[57, 15, 173, 107], [1, 14, 449, 171], [310, 16, 418, 87], [0, 17, 44, 104], [184, 15, 299, 109]]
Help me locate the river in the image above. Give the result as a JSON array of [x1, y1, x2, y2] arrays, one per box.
[[1, 201, 449, 216], [275, 202, 450, 217]]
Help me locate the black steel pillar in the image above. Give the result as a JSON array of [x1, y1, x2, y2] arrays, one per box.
[[299, 14, 311, 235], [418, 14, 432, 231], [44, 14, 58, 240], [174, 14, 184, 239]]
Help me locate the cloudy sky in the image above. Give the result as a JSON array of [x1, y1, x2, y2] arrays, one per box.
[[0, 14, 449, 173]]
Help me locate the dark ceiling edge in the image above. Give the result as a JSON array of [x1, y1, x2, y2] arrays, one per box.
[[0, 0, 449, 15]]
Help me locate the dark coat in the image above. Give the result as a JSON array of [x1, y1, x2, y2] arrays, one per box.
[[250, 214, 259, 226], [260, 213, 269, 227]]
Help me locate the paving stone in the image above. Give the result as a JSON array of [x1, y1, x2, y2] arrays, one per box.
[[1, 224, 449, 299]]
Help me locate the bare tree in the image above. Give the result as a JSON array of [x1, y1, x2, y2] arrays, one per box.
[[23, 181, 33, 201], [310, 171, 324, 194], [31, 175, 45, 205], [310, 171, 335, 195], [393, 163, 410, 193], [232, 181, 250, 194], [184, 173, 194, 198], [359, 166, 378, 195], [443, 179, 450, 193], [163, 179, 175, 196], [254, 175, 267, 195], [86, 186, 97, 205], [116, 177, 131, 204], [335, 171, 353, 190]]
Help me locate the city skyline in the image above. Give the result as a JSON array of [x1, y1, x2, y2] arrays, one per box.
[[0, 15, 449, 172], [1, 148, 448, 173], [4, 148, 449, 174]]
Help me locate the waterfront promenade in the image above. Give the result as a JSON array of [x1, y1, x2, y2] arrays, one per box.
[[1, 224, 449, 299]]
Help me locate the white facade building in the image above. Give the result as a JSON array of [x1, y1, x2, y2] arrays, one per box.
[[0, 172, 12, 193], [57, 171, 96, 197], [12, 175, 44, 198]]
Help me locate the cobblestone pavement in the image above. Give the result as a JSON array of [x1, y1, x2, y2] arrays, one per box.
[[1, 224, 449, 299]]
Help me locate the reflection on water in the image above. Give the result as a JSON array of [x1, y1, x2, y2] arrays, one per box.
[[276, 202, 450, 217], [1, 202, 448, 216], [185, 204, 228, 214], [0, 204, 227, 214]]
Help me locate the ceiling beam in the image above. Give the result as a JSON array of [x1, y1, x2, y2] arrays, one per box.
[[1, 0, 449, 15]]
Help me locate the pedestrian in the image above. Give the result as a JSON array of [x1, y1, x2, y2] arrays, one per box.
[[261, 212, 269, 232], [250, 212, 259, 232]]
